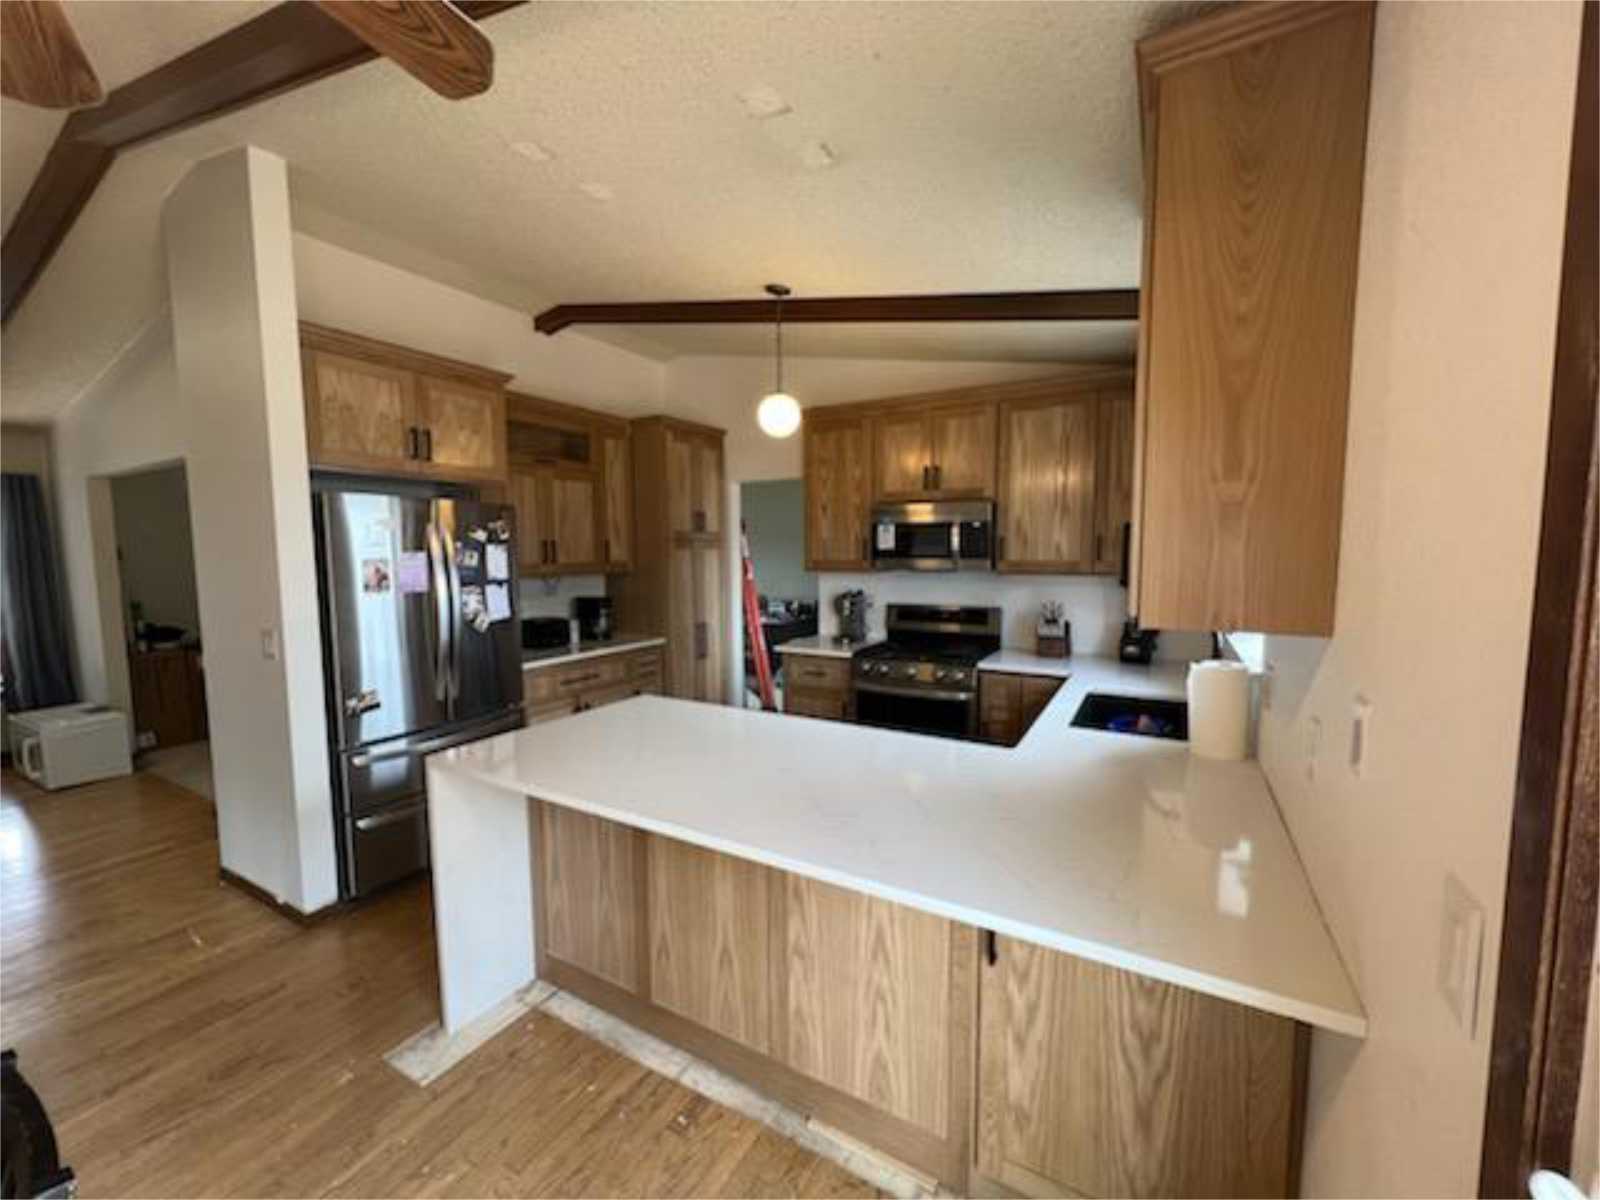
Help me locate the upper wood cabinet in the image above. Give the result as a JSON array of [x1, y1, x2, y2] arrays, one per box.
[[997, 388, 1099, 573], [803, 414, 871, 570], [873, 399, 995, 501], [665, 425, 724, 537], [975, 937, 1303, 1198], [299, 323, 511, 482], [505, 392, 632, 578], [1094, 388, 1136, 576], [1133, 2, 1374, 634]]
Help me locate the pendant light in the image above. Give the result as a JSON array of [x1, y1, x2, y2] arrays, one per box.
[[757, 283, 802, 439]]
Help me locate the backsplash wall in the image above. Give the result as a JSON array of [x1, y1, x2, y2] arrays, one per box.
[[518, 575, 606, 621], [814, 572, 1213, 662]]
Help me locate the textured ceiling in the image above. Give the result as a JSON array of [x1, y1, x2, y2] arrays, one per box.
[[2, 1, 1198, 421]]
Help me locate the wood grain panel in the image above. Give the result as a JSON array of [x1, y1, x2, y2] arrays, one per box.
[[804, 417, 870, 569], [1094, 389, 1136, 575], [1135, 2, 1373, 633], [549, 470, 601, 570], [416, 377, 506, 481], [979, 672, 1022, 746], [602, 433, 632, 570], [1, 0, 103, 109], [928, 402, 996, 497], [511, 469, 546, 576], [997, 394, 1096, 572], [302, 349, 415, 471], [784, 689, 850, 722], [648, 836, 775, 1054], [977, 938, 1300, 1198], [1020, 676, 1062, 733], [666, 432, 695, 534], [694, 438, 723, 536], [783, 875, 951, 1135], [695, 539, 726, 704], [874, 411, 930, 500], [311, 0, 494, 100], [538, 806, 642, 991]]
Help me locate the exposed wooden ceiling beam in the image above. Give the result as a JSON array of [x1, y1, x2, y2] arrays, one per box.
[[0, 0, 522, 325], [533, 289, 1141, 335]]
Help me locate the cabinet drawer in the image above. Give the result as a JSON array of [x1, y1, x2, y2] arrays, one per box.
[[786, 687, 850, 722], [525, 697, 581, 725], [623, 647, 665, 680], [523, 656, 629, 706], [782, 655, 850, 691]]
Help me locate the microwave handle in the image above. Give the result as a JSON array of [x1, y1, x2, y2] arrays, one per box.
[[950, 520, 962, 563]]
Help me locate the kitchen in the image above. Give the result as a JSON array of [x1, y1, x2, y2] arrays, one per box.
[[0, 0, 1590, 1198]]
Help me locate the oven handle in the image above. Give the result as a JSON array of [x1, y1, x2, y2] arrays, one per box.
[[853, 681, 976, 704]]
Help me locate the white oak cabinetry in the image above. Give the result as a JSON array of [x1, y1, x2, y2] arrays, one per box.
[[610, 417, 728, 704], [300, 323, 510, 483], [780, 652, 851, 722], [522, 645, 663, 725], [1133, 1, 1375, 634]]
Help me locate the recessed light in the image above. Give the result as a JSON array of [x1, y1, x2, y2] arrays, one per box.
[[799, 140, 837, 170], [510, 140, 553, 162], [578, 182, 614, 202], [737, 85, 791, 120]]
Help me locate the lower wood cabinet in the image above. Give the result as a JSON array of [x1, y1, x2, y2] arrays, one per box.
[[979, 671, 1063, 746], [523, 646, 663, 724], [975, 937, 1304, 1199], [532, 807, 1307, 1197], [128, 647, 208, 748], [781, 653, 852, 723]]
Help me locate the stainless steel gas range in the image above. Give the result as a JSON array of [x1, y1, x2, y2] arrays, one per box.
[[852, 604, 1001, 740]]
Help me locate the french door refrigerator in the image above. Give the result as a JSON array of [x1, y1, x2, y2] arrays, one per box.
[[314, 481, 522, 899]]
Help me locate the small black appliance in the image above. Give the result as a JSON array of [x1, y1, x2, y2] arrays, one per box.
[[1118, 618, 1160, 665], [573, 596, 613, 642]]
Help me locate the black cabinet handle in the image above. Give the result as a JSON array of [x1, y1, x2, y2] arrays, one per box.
[[933, 464, 942, 490], [406, 426, 419, 460], [420, 428, 433, 462], [985, 928, 998, 966]]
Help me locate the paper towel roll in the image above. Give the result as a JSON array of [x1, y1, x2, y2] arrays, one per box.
[[1187, 659, 1252, 760]]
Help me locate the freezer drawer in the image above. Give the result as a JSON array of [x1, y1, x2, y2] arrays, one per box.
[[341, 799, 430, 897]]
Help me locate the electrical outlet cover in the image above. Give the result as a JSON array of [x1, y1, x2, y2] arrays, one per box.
[[1438, 872, 1485, 1035]]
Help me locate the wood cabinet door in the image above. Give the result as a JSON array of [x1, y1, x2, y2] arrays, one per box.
[[548, 468, 603, 572], [666, 429, 723, 537], [979, 672, 1021, 745], [668, 541, 723, 703], [784, 688, 850, 722], [511, 469, 549, 576], [1019, 676, 1062, 734], [648, 836, 776, 1054], [601, 433, 632, 571], [1136, 4, 1371, 633], [416, 377, 506, 482], [874, 410, 931, 500], [976, 938, 1301, 1199], [537, 806, 644, 992], [1094, 388, 1136, 576], [303, 349, 417, 472], [783, 875, 959, 1136], [694, 541, 725, 703], [693, 438, 723, 537], [928, 402, 996, 497], [997, 394, 1097, 573], [804, 418, 870, 569]]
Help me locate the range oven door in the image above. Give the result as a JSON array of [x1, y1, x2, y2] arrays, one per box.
[[853, 681, 978, 741], [871, 501, 994, 571]]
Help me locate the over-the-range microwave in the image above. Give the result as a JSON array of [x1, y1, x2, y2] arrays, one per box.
[[870, 500, 994, 571]]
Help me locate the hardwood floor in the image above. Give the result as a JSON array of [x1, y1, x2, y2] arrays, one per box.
[[0, 769, 877, 1198]]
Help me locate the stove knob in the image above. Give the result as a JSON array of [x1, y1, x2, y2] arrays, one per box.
[[902, 665, 919, 680], [935, 667, 950, 682]]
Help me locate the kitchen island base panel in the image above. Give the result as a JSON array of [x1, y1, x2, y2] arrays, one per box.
[[424, 762, 537, 1033]]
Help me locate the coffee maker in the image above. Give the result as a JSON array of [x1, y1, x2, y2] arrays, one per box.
[[573, 596, 613, 642], [833, 589, 871, 644]]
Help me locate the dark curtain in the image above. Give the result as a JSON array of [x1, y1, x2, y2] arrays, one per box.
[[1, 473, 76, 710]]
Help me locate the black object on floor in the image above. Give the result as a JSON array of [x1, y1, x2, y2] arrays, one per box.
[[1, 1050, 75, 1199], [1071, 692, 1190, 741]]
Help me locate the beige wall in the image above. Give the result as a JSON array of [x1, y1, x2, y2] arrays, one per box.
[[1, 424, 52, 482], [1254, 4, 1582, 1195], [110, 464, 200, 635]]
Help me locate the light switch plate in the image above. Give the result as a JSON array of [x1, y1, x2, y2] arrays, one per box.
[[260, 626, 280, 662], [1350, 694, 1374, 779], [1438, 872, 1485, 1035]]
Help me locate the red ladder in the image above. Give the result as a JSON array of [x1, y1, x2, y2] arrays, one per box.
[[740, 522, 776, 711]]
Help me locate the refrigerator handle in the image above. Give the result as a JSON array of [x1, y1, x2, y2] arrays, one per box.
[[426, 522, 451, 703], [443, 524, 463, 705]]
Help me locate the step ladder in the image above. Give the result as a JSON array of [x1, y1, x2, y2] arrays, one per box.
[[740, 522, 776, 711]]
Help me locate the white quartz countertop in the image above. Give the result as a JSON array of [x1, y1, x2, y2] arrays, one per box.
[[521, 635, 665, 671], [774, 635, 881, 658], [434, 656, 1365, 1037], [978, 648, 1078, 678]]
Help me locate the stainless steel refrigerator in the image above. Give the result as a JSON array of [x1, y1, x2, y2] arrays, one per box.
[[313, 481, 523, 899]]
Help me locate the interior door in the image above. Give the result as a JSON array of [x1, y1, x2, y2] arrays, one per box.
[[928, 402, 996, 496], [318, 490, 446, 749]]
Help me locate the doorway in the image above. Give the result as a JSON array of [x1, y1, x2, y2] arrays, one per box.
[[109, 464, 211, 800], [738, 479, 817, 709]]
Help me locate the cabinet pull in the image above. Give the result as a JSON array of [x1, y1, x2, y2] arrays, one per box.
[[985, 928, 998, 966], [694, 622, 708, 660], [1095, 532, 1104, 563], [549, 538, 559, 565], [603, 537, 610, 562], [932, 463, 942, 490], [420, 427, 433, 462], [559, 672, 601, 688], [921, 465, 931, 491], [406, 426, 420, 460]]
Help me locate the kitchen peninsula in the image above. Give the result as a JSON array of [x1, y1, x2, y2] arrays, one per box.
[[426, 659, 1365, 1197]]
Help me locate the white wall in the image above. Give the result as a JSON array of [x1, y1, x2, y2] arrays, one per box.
[[163, 147, 338, 913], [1251, 5, 1582, 1195], [52, 313, 183, 712], [110, 464, 201, 635]]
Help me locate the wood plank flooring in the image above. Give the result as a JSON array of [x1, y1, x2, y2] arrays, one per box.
[[0, 769, 877, 1198]]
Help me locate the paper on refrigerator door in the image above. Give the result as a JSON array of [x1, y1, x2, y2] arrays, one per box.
[[486, 543, 510, 582], [486, 582, 512, 623]]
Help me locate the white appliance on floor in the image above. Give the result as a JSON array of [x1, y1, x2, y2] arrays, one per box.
[[9, 703, 132, 790]]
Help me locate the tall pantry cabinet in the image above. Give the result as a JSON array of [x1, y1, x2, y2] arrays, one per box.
[[610, 417, 728, 704]]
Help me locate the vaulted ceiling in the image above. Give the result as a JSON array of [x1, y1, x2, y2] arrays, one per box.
[[1, 1, 1199, 422]]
